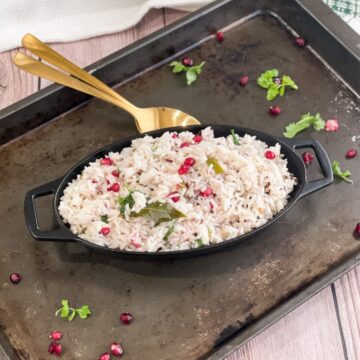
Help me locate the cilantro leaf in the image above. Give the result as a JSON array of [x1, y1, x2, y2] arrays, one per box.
[[266, 85, 279, 101], [55, 299, 70, 318], [186, 69, 197, 86], [55, 299, 91, 321], [100, 215, 108, 223], [230, 129, 240, 145], [257, 69, 279, 88], [257, 69, 298, 100], [76, 305, 91, 319], [312, 113, 326, 131], [283, 113, 324, 138], [170, 61, 186, 73], [332, 161, 353, 183], [281, 75, 298, 90], [68, 309, 76, 322], [118, 192, 135, 215], [132, 201, 186, 226], [169, 60, 205, 86], [163, 220, 176, 241]]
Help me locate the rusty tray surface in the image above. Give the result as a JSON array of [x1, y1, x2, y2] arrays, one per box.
[[0, 0, 360, 359]]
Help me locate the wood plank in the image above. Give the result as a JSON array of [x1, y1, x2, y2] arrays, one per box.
[[40, 9, 165, 89], [164, 8, 188, 25], [224, 288, 345, 360], [0, 49, 38, 110], [334, 265, 360, 360]]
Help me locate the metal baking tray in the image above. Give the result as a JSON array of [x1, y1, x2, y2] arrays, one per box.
[[0, 0, 359, 359]]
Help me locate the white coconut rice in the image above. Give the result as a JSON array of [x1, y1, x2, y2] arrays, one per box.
[[58, 127, 297, 252]]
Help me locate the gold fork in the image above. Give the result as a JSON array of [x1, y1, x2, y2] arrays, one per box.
[[13, 34, 201, 133]]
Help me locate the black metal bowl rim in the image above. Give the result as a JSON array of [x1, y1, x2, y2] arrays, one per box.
[[24, 124, 333, 257]]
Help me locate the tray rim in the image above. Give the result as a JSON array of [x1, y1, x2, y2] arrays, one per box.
[[1, 0, 360, 358]]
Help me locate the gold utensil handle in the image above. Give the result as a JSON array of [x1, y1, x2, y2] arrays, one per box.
[[21, 33, 136, 111], [13, 53, 126, 110]]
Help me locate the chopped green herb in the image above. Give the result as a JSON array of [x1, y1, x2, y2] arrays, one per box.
[[257, 69, 298, 101], [283, 113, 325, 138], [230, 129, 240, 145], [206, 157, 224, 174], [80, 227, 87, 234], [169, 61, 205, 86], [118, 192, 135, 215], [332, 161, 353, 183], [100, 215, 108, 223], [55, 299, 91, 321], [132, 201, 186, 226], [76, 305, 91, 319], [195, 239, 204, 247], [163, 220, 176, 241]]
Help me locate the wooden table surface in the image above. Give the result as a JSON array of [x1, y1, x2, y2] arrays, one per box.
[[0, 8, 359, 360]]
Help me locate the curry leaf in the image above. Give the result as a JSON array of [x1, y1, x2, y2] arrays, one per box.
[[206, 157, 224, 174], [132, 201, 186, 225]]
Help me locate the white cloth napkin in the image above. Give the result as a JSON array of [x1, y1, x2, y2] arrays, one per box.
[[0, 0, 213, 52]]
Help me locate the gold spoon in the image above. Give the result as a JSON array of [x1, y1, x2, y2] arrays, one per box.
[[13, 34, 201, 133]]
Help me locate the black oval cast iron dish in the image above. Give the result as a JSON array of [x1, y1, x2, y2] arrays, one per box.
[[24, 125, 333, 259]]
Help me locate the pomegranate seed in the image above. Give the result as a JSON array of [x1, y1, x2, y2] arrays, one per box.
[[265, 150, 276, 160], [180, 142, 190, 148], [239, 76, 249, 87], [193, 135, 203, 143], [131, 239, 141, 249], [302, 152, 314, 165], [181, 56, 193, 67], [178, 164, 190, 175], [48, 342, 62, 356], [216, 31, 224, 43], [100, 227, 110, 236], [110, 342, 124, 357], [110, 183, 120, 192], [295, 37, 306, 47], [354, 223, 360, 238], [346, 149, 357, 159], [120, 312, 133, 325], [99, 352, 111, 360], [91, 179, 98, 184], [272, 77, 282, 85], [49, 331, 63, 341], [100, 157, 113, 166], [111, 170, 120, 177], [171, 133, 178, 139], [106, 180, 110, 185], [325, 119, 339, 132], [9, 273, 21, 284], [184, 157, 196, 166], [199, 187, 213, 197], [168, 191, 180, 203], [269, 106, 282, 116]]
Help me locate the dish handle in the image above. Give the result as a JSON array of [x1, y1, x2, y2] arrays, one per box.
[[281, 138, 333, 198], [24, 178, 76, 241]]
